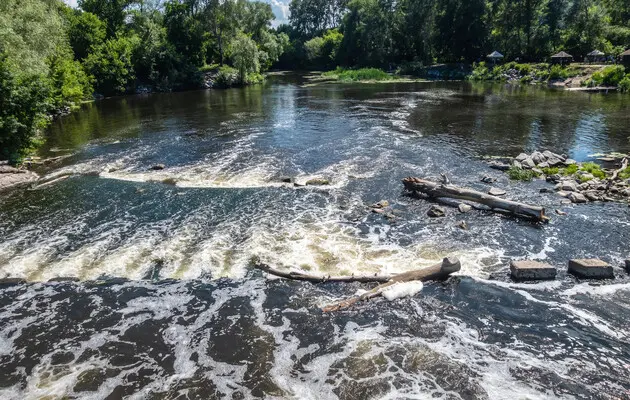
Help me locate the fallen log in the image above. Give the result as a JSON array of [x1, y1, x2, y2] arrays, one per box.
[[402, 177, 548, 222], [609, 157, 628, 183], [254, 257, 461, 312], [322, 257, 461, 312]]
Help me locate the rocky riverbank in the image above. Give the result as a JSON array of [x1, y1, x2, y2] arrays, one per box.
[[0, 163, 38, 191], [486, 151, 630, 204]]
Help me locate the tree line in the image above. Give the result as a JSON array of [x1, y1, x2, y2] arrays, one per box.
[[281, 0, 630, 69], [0, 0, 287, 162]]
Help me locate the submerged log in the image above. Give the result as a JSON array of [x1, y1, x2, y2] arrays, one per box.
[[402, 177, 548, 222], [255, 257, 461, 312]]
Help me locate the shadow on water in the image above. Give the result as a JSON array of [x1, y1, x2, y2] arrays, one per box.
[[1, 76, 629, 398]]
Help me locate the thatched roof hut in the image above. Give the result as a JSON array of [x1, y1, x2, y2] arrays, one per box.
[[551, 51, 573, 65], [621, 49, 630, 65], [586, 50, 605, 63]]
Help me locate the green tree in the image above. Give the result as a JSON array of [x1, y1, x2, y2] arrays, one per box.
[[84, 36, 137, 96], [79, 0, 133, 37], [0, 53, 50, 163], [229, 32, 260, 82], [68, 12, 107, 60]]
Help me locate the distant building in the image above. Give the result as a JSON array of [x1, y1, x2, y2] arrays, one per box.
[[621, 49, 630, 66], [586, 50, 605, 63], [550, 51, 573, 65]]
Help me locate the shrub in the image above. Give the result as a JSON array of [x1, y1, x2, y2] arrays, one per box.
[[590, 65, 626, 87], [561, 164, 579, 175], [618, 75, 630, 92], [541, 167, 559, 175], [548, 64, 568, 80], [214, 66, 239, 88]]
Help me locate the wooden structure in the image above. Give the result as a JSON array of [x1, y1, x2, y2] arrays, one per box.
[[621, 49, 630, 66], [586, 50, 605, 63], [551, 51, 573, 65], [402, 177, 548, 222], [487, 51, 504, 65]]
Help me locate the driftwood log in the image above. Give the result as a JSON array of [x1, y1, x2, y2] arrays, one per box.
[[403, 177, 548, 222], [255, 257, 461, 312]]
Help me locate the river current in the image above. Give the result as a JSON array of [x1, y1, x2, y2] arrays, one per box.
[[1, 76, 629, 399]]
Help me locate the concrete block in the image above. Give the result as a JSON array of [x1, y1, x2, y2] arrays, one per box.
[[510, 260, 556, 281], [568, 259, 613, 279]]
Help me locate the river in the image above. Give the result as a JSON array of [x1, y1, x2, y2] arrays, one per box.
[[1, 75, 629, 399]]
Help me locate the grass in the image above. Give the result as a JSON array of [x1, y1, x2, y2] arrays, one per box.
[[323, 67, 392, 82], [560, 164, 579, 175], [507, 166, 538, 181], [541, 167, 560, 175], [579, 162, 606, 179], [469, 61, 579, 83]]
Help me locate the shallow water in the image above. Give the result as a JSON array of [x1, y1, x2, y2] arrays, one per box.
[[1, 77, 629, 399]]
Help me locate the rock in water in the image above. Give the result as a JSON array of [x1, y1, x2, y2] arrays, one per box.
[[626, 259, 630, 272], [481, 176, 495, 183], [568, 259, 614, 279], [522, 157, 536, 169], [531, 151, 546, 165], [556, 181, 578, 192], [279, 176, 294, 183], [510, 260, 557, 281], [488, 187, 506, 196], [370, 200, 389, 209], [568, 192, 588, 203], [150, 164, 166, 170], [458, 203, 472, 213], [427, 205, 446, 218], [457, 221, 468, 230], [305, 178, 330, 186], [515, 153, 529, 162]]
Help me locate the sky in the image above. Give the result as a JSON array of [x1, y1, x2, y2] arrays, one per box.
[[62, 0, 290, 26]]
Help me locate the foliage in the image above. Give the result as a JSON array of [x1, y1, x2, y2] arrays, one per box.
[[619, 76, 630, 92], [323, 67, 391, 81], [580, 162, 607, 179], [229, 33, 260, 83], [507, 166, 538, 181], [67, 11, 107, 60], [561, 164, 579, 175], [588, 65, 628, 86], [48, 47, 93, 107], [214, 65, 240, 88], [541, 167, 560, 175], [0, 53, 50, 163], [618, 167, 630, 180], [84, 36, 137, 96], [469, 62, 578, 83]]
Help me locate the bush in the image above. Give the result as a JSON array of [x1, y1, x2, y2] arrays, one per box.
[[561, 164, 579, 175], [214, 66, 239, 88], [48, 47, 93, 107], [618, 75, 630, 92], [590, 65, 626, 87]]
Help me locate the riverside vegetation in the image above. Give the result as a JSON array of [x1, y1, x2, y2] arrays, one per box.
[[2, 0, 630, 163]]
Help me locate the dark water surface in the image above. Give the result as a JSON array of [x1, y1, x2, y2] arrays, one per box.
[[1, 77, 629, 399]]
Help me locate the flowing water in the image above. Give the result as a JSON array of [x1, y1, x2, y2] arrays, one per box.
[[1, 76, 630, 399]]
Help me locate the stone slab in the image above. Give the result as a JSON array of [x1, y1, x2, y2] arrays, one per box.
[[568, 259, 614, 279], [510, 260, 557, 281]]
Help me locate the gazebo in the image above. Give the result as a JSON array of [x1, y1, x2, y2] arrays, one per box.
[[621, 49, 630, 66], [487, 51, 504, 65], [551, 51, 573, 65], [586, 50, 605, 63]]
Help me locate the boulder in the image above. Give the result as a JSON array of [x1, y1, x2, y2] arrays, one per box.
[[531, 151, 546, 164], [0, 165, 20, 174], [564, 159, 577, 166], [537, 162, 550, 169], [583, 191, 601, 202], [458, 203, 472, 213], [543, 150, 565, 162], [557, 191, 570, 197], [489, 161, 511, 171], [540, 188, 553, 193], [522, 158, 536, 169], [488, 187, 506, 196], [150, 164, 165, 170], [556, 181, 577, 192], [427, 205, 446, 218], [305, 178, 330, 186], [546, 174, 561, 183], [625, 259, 630, 272], [512, 160, 522, 169], [568, 192, 588, 203], [481, 176, 496, 183], [568, 259, 614, 279], [515, 153, 529, 162], [510, 260, 557, 281], [577, 183, 590, 191], [0, 170, 38, 191], [546, 157, 563, 167]]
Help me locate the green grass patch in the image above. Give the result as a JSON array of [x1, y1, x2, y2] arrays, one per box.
[[579, 162, 606, 179], [323, 67, 391, 82], [618, 167, 630, 180], [541, 167, 560, 175], [560, 164, 579, 175], [507, 166, 538, 181]]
